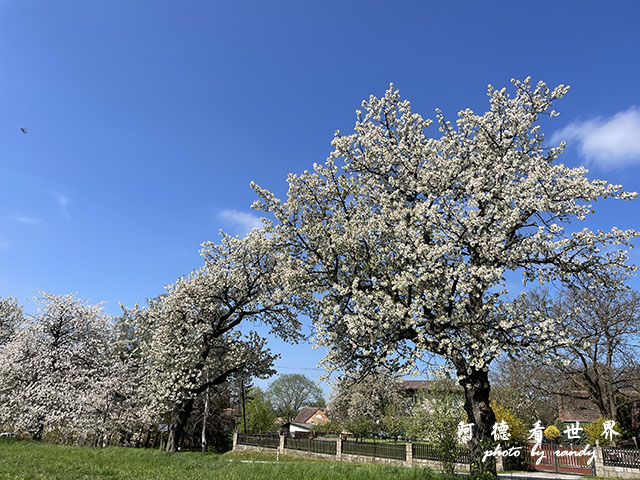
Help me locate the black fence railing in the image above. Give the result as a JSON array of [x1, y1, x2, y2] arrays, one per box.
[[602, 447, 640, 469], [342, 440, 406, 461], [285, 436, 337, 456], [237, 433, 280, 449], [412, 443, 471, 463]]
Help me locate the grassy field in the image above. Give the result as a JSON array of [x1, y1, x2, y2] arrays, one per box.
[[0, 438, 455, 480]]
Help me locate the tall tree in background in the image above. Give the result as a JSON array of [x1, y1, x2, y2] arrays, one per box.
[[529, 277, 640, 420], [252, 78, 637, 475], [131, 230, 301, 452], [238, 387, 277, 433], [490, 356, 560, 427], [266, 374, 324, 422], [328, 370, 405, 439]]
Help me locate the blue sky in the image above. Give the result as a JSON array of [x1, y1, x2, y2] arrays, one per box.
[[1, 1, 639, 399]]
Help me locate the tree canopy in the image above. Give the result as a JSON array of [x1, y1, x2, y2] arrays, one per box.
[[252, 78, 638, 474], [130, 230, 302, 451], [266, 374, 324, 422], [0, 293, 117, 442]]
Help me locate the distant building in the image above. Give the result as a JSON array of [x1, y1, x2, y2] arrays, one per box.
[[278, 407, 330, 437], [400, 379, 464, 405], [294, 407, 330, 425], [279, 421, 314, 436], [557, 391, 601, 423]]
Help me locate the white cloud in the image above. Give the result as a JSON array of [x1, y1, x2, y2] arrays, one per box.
[[13, 215, 42, 226], [53, 192, 71, 220], [551, 107, 640, 169], [218, 209, 263, 235]]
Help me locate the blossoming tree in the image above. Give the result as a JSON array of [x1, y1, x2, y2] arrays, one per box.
[[0, 293, 115, 441], [0, 297, 22, 348], [251, 78, 637, 474], [131, 230, 301, 452]]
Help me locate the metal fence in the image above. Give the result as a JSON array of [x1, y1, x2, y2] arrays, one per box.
[[602, 447, 640, 469], [236, 433, 280, 449], [342, 440, 406, 461], [412, 443, 471, 463], [523, 443, 596, 475], [285, 436, 337, 456]]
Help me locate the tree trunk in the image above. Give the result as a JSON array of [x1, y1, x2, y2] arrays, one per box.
[[166, 397, 196, 453], [31, 423, 44, 441], [241, 379, 247, 434], [201, 385, 209, 454], [458, 365, 497, 478], [143, 426, 151, 448]]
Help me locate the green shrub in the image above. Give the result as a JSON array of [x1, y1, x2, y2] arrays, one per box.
[[491, 402, 526, 443], [543, 425, 561, 443], [584, 417, 619, 446]]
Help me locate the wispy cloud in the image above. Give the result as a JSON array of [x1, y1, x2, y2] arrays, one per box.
[[218, 209, 263, 235], [0, 170, 72, 218], [13, 215, 42, 226], [0, 235, 10, 249], [52, 192, 71, 220], [551, 107, 640, 169]]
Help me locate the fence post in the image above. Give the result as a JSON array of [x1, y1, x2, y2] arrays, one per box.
[[279, 434, 286, 454], [406, 441, 413, 467], [232, 431, 238, 451], [496, 453, 504, 472], [593, 445, 603, 476], [336, 437, 342, 460]]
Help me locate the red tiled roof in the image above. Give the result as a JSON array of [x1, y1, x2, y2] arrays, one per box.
[[400, 379, 463, 392], [294, 407, 328, 424], [558, 391, 601, 422]]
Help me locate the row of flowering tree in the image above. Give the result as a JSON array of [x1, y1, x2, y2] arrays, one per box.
[[0, 231, 301, 452], [0, 78, 637, 475], [0, 293, 134, 444]]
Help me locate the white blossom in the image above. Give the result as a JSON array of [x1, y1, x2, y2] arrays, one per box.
[[129, 229, 301, 451], [251, 78, 637, 462], [0, 293, 116, 441]]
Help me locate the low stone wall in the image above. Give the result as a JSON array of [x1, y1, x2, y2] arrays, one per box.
[[235, 434, 640, 478], [233, 433, 470, 471], [234, 444, 275, 454], [282, 447, 340, 462], [412, 458, 470, 472], [340, 452, 406, 467], [594, 446, 640, 479], [597, 464, 640, 479]]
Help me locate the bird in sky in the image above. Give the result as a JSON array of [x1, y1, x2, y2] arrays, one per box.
[[20, 128, 27, 134]]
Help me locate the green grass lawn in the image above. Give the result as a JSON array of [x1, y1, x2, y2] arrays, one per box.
[[0, 438, 454, 480]]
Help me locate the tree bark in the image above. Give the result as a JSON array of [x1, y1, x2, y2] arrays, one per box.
[[166, 397, 196, 453], [143, 426, 151, 448], [458, 365, 497, 478], [31, 423, 44, 441], [165, 367, 241, 453]]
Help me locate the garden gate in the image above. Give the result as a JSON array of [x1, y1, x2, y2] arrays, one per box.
[[522, 443, 595, 475]]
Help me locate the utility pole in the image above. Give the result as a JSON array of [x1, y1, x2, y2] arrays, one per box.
[[201, 372, 209, 453]]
